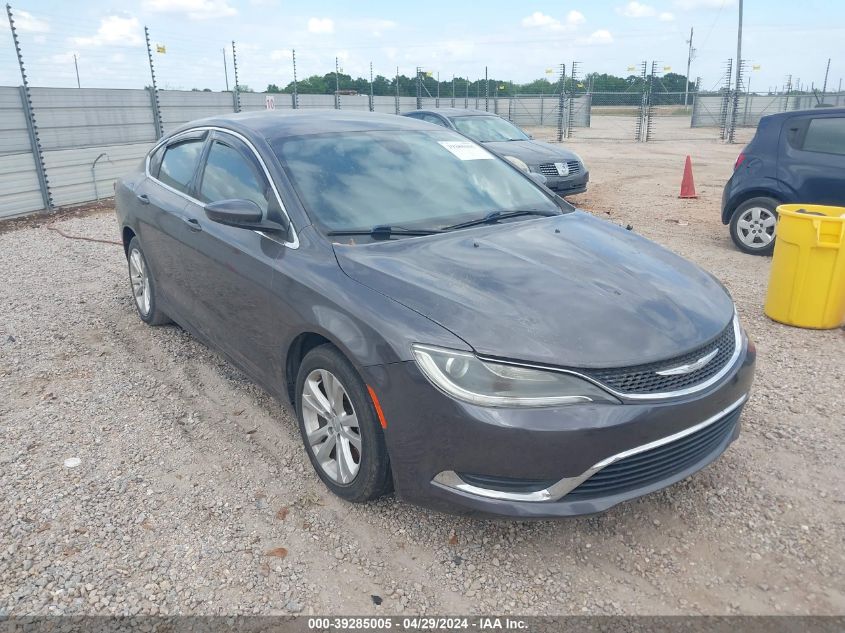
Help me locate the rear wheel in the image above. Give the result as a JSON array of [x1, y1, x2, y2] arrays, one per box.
[[729, 197, 779, 256], [295, 344, 392, 502], [127, 237, 170, 325]]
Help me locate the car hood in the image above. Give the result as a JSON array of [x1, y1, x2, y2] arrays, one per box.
[[332, 211, 734, 368], [482, 139, 580, 166]]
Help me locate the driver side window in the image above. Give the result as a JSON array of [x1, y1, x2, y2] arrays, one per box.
[[198, 139, 270, 213]]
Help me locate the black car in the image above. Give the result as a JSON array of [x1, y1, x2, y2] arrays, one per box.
[[403, 108, 589, 196], [116, 110, 755, 518], [722, 107, 845, 255]]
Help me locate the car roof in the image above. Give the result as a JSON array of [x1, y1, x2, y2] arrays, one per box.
[[167, 109, 437, 144], [405, 108, 496, 118], [761, 106, 845, 124]]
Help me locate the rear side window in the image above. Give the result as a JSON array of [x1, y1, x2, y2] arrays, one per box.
[[802, 117, 845, 156], [158, 140, 204, 194], [148, 144, 165, 178], [198, 140, 270, 213]]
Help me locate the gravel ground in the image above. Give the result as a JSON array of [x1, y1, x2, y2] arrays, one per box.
[[1, 139, 843, 617]]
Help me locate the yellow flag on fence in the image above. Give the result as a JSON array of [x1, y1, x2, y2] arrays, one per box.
[[425, 71, 433, 77], [627, 66, 636, 71], [663, 65, 672, 72], [545, 68, 554, 75], [752, 64, 761, 71], [156, 44, 166, 54]]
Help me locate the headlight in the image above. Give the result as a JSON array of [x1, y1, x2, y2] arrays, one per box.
[[412, 344, 619, 407], [503, 155, 530, 172]]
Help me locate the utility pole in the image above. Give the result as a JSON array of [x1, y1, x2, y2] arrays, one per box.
[[73, 53, 80, 88], [222, 47, 229, 91], [684, 27, 694, 107]]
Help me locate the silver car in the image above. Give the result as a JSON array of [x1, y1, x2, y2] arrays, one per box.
[[404, 108, 588, 196]]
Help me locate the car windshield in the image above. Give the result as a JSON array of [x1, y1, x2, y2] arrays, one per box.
[[272, 129, 566, 235], [450, 116, 530, 142]]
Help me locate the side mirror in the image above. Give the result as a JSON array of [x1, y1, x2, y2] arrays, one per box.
[[205, 199, 289, 235]]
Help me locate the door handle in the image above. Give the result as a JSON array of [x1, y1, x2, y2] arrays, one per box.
[[183, 217, 203, 232], [136, 193, 150, 205]]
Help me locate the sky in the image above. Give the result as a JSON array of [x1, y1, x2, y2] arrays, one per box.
[[1, 0, 842, 94]]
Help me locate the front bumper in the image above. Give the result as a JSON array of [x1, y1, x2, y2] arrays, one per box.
[[541, 170, 589, 196], [364, 339, 755, 518]]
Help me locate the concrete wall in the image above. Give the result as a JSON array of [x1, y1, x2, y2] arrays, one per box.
[[0, 86, 599, 219], [0, 87, 44, 218]]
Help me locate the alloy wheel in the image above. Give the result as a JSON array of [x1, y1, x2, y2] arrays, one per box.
[[128, 248, 151, 316], [301, 369, 362, 484]]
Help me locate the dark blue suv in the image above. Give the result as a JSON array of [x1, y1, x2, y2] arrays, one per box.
[[722, 107, 845, 255]]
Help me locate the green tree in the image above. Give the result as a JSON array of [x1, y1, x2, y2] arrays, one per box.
[[266, 83, 282, 93]]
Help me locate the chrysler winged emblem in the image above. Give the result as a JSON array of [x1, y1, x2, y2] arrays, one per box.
[[655, 348, 719, 376]]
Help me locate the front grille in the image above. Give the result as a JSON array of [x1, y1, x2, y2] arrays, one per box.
[[582, 320, 737, 395], [563, 405, 742, 500], [538, 161, 581, 177]]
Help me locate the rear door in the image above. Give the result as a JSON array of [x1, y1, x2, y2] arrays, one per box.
[[780, 113, 845, 205], [136, 131, 208, 319]]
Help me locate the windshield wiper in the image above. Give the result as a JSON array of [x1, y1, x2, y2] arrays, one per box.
[[326, 224, 444, 239], [440, 209, 559, 231]]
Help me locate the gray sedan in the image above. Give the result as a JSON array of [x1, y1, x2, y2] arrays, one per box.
[[115, 110, 754, 519], [403, 108, 588, 196]]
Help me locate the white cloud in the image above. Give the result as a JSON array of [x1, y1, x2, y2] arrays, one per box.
[[307, 17, 335, 34], [143, 0, 237, 20], [674, 0, 735, 9], [72, 16, 143, 47], [565, 10, 586, 27], [659, 11, 675, 21], [617, 2, 657, 18], [10, 9, 50, 32], [577, 29, 614, 45], [521, 10, 585, 32]]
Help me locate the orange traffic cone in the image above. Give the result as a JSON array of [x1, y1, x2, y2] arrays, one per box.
[[679, 155, 697, 199]]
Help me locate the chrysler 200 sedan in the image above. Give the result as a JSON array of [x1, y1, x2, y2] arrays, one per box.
[[116, 110, 755, 518]]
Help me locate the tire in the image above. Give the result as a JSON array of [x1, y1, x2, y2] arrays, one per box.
[[126, 236, 170, 325], [295, 344, 392, 502], [729, 196, 779, 256]]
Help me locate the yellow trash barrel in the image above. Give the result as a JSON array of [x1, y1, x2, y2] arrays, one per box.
[[764, 204, 845, 329]]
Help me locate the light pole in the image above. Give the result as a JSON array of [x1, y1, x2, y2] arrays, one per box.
[[684, 27, 694, 107]]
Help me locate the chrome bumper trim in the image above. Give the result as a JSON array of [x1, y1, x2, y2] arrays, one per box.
[[431, 393, 748, 503]]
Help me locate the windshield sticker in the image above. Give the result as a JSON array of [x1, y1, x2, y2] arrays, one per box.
[[437, 141, 494, 160]]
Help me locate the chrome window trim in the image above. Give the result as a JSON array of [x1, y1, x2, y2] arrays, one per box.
[[432, 393, 748, 503], [475, 313, 743, 402], [145, 126, 299, 249]]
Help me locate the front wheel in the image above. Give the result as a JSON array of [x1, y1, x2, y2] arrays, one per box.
[[729, 197, 779, 256], [295, 344, 392, 502]]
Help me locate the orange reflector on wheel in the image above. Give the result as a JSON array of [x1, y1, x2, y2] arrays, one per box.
[[367, 385, 388, 429]]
